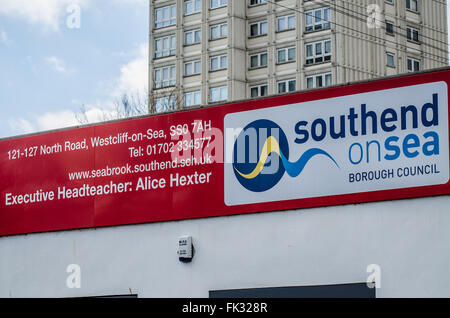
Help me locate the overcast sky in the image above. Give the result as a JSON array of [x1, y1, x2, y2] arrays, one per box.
[[0, 1, 449, 139], [0, 0, 148, 138]]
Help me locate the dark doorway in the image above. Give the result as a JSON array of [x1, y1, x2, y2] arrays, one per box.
[[209, 283, 375, 298]]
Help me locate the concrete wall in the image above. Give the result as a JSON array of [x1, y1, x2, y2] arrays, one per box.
[[1, 195, 449, 298]]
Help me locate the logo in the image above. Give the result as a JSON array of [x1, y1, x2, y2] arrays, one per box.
[[232, 119, 339, 192]]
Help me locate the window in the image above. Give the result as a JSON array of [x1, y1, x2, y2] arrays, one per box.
[[250, 0, 267, 5], [250, 84, 268, 97], [184, 91, 201, 107], [306, 40, 331, 65], [210, 23, 227, 40], [306, 73, 332, 89], [386, 52, 395, 67], [406, 26, 419, 42], [406, 0, 418, 12], [155, 5, 176, 29], [210, 86, 228, 102], [211, 0, 227, 9], [305, 7, 331, 32], [277, 15, 296, 31], [185, 29, 202, 45], [184, 60, 201, 76], [154, 35, 176, 58], [277, 46, 296, 63], [386, 21, 394, 35], [385, 0, 394, 4], [250, 21, 268, 37], [277, 79, 296, 93], [210, 55, 227, 71], [250, 52, 268, 68], [154, 65, 176, 88], [155, 96, 176, 113], [407, 57, 420, 72], [185, 0, 202, 15]]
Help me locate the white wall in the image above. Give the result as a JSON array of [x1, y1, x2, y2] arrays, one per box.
[[0, 195, 449, 298]]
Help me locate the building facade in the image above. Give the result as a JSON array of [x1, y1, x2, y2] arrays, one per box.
[[148, 0, 448, 113], [1, 68, 450, 298]]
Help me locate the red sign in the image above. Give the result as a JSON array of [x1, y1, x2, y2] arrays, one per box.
[[1, 69, 450, 236]]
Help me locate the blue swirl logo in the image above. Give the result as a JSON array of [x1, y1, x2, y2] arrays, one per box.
[[233, 119, 340, 192]]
